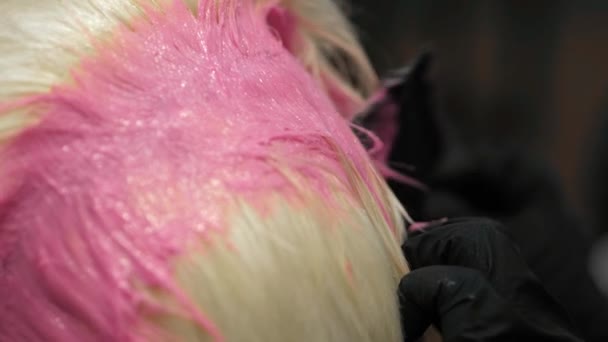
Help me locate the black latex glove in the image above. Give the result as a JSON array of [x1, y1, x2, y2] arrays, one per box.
[[419, 146, 608, 342], [360, 52, 608, 341], [399, 218, 583, 342]]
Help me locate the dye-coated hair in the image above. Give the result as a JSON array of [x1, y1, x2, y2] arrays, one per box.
[[0, 1, 408, 341]]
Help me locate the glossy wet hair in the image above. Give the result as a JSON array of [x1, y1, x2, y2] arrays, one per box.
[[0, 1, 408, 341]]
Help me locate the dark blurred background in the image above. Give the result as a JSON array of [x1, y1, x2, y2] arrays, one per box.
[[350, 0, 608, 235]]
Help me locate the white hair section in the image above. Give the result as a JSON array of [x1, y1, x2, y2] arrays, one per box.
[[0, 0, 147, 137], [153, 184, 407, 341], [279, 0, 379, 99], [0, 0, 140, 99]]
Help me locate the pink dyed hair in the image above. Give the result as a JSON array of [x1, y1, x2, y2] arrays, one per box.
[[0, 1, 408, 341]]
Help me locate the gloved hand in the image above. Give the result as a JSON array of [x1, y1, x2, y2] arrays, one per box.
[[360, 52, 608, 341], [416, 145, 608, 342], [399, 218, 583, 342]]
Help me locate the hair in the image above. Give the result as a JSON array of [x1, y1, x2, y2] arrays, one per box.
[[0, 1, 408, 341]]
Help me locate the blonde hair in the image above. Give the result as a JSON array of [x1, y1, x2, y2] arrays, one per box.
[[152, 165, 408, 341], [0, 1, 407, 341]]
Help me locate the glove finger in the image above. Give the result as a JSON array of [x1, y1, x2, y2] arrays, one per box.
[[404, 218, 534, 293], [399, 265, 518, 342]]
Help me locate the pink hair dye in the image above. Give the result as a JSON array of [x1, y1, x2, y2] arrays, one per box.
[[0, 1, 389, 340]]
